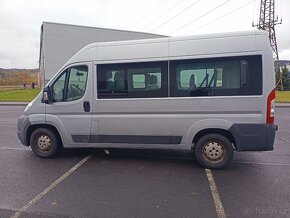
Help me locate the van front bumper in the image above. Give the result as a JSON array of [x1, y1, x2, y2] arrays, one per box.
[[17, 115, 31, 146], [229, 123, 277, 151]]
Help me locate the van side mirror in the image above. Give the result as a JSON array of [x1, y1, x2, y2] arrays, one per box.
[[42, 86, 52, 104]]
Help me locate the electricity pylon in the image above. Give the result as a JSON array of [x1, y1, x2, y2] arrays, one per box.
[[254, 0, 282, 90]]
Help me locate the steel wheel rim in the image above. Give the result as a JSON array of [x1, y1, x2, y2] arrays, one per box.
[[202, 141, 225, 163], [36, 135, 52, 152]]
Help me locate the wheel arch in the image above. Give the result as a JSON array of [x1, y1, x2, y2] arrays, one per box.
[[192, 128, 237, 149], [183, 118, 234, 147], [26, 124, 63, 147]]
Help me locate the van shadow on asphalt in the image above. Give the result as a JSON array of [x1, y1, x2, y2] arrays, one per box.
[[59, 147, 197, 164]]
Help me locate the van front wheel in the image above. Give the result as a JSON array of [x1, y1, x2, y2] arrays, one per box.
[[30, 128, 59, 158], [194, 134, 233, 169]]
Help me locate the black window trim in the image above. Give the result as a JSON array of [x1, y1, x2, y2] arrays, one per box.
[[97, 61, 168, 99], [95, 55, 262, 99], [169, 55, 262, 97], [50, 69, 68, 102], [51, 65, 88, 102]]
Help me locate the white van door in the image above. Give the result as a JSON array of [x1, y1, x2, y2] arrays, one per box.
[[91, 61, 178, 146], [45, 63, 93, 146]]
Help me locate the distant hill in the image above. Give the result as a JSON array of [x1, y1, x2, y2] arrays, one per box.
[[0, 68, 39, 73]]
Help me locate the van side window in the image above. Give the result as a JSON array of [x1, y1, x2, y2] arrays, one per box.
[[51, 65, 88, 102], [97, 68, 128, 97], [52, 70, 67, 102], [129, 68, 161, 90], [97, 61, 168, 99], [67, 66, 88, 101], [170, 55, 262, 97]]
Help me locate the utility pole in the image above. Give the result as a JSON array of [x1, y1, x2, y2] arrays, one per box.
[[254, 0, 282, 90]]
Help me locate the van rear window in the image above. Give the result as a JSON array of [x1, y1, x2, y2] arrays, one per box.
[[170, 55, 262, 97]]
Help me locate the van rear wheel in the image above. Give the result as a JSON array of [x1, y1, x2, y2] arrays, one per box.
[[30, 128, 59, 158], [194, 134, 233, 169]]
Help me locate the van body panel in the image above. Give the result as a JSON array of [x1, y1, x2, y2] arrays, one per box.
[[17, 91, 46, 146], [256, 33, 276, 99], [91, 98, 172, 145], [182, 118, 233, 146], [96, 38, 169, 62], [29, 114, 46, 124], [169, 35, 256, 58], [17, 30, 277, 155], [17, 115, 31, 146], [45, 114, 76, 146], [66, 46, 96, 67]]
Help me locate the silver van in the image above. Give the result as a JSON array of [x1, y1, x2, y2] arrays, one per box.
[[17, 30, 277, 169]]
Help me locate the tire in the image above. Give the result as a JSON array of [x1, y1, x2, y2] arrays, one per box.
[[30, 128, 60, 158], [194, 134, 234, 169]]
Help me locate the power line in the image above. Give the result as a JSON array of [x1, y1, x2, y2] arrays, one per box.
[[130, 0, 167, 29], [143, 0, 185, 30], [150, 0, 202, 32], [192, 0, 255, 34], [170, 0, 232, 34]]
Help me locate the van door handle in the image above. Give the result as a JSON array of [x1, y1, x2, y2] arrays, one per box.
[[83, 101, 90, 112]]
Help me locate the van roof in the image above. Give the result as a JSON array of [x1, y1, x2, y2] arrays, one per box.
[[83, 30, 267, 48], [63, 30, 268, 69]]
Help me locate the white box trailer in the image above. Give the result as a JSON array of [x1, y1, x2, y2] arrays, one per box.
[[39, 22, 165, 86]]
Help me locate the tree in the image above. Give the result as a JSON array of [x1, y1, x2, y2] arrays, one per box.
[[281, 66, 290, 90], [275, 68, 283, 91]]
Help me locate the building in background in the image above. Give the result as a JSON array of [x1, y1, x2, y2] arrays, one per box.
[[39, 22, 165, 86]]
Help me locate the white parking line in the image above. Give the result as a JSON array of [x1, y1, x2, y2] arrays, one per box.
[[281, 138, 290, 143], [10, 155, 92, 218], [232, 161, 290, 167], [205, 169, 226, 218]]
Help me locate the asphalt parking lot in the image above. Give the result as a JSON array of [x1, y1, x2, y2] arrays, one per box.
[[0, 106, 289, 218]]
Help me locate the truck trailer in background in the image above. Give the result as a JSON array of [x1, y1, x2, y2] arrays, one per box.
[[39, 22, 165, 86]]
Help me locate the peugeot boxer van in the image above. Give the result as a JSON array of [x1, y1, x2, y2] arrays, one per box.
[[17, 30, 277, 169]]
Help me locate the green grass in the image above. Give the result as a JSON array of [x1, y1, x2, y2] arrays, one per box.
[[0, 89, 41, 102], [276, 91, 290, 103]]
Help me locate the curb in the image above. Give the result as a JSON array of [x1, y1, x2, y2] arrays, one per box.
[[276, 104, 290, 108], [0, 102, 29, 106]]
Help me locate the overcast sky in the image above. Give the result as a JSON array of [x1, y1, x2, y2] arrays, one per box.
[[0, 0, 289, 69]]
